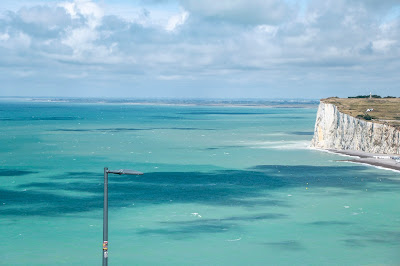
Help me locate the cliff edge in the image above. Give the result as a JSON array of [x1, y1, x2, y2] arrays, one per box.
[[311, 100, 400, 155]]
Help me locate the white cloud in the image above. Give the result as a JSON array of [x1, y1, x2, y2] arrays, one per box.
[[18, 5, 68, 27], [372, 39, 397, 52], [0, 32, 31, 49], [0, 32, 10, 41], [57, 0, 115, 61], [59, 2, 78, 18], [180, 0, 293, 25], [62, 27, 98, 54], [256, 25, 278, 37], [62, 72, 88, 79], [59, 0, 104, 28], [16, 32, 31, 48], [166, 10, 189, 31], [12, 69, 36, 77], [157, 75, 184, 80]]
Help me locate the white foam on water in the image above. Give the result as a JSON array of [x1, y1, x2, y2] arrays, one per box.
[[342, 160, 400, 174], [309, 147, 361, 158], [227, 237, 242, 242], [243, 140, 311, 150], [371, 165, 400, 174]]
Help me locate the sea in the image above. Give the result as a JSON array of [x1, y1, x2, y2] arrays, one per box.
[[1, 98, 399, 265]]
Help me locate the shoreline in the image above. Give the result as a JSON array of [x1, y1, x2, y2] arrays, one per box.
[[328, 149, 400, 172]]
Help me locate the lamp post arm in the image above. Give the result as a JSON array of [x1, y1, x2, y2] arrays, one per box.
[[107, 169, 143, 175]]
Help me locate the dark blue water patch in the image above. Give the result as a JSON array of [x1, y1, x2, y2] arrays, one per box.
[[137, 223, 234, 239], [180, 111, 272, 115], [138, 213, 287, 238], [342, 239, 367, 247], [169, 127, 215, 131], [67, 171, 98, 177], [0, 116, 79, 121], [149, 115, 188, 120], [235, 198, 289, 207], [53, 129, 94, 132], [203, 145, 246, 151], [41, 171, 102, 180], [2, 165, 399, 217], [52, 127, 215, 133], [261, 240, 306, 251], [276, 116, 306, 119], [15, 181, 101, 191], [290, 131, 314, 136], [250, 165, 400, 191], [307, 221, 354, 226], [52, 128, 148, 132], [0, 188, 102, 216], [162, 213, 287, 225], [221, 145, 246, 148], [344, 230, 400, 247], [0, 169, 37, 176]]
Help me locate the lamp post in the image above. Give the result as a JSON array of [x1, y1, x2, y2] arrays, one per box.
[[103, 167, 143, 266]]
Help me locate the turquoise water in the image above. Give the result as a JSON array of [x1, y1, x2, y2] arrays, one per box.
[[1, 100, 400, 265]]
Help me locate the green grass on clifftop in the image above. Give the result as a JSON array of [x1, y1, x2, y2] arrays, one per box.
[[322, 97, 400, 128]]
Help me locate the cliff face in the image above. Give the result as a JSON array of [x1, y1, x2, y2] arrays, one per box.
[[311, 102, 400, 155]]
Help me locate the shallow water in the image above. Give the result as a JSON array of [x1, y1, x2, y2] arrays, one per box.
[[1, 100, 399, 265]]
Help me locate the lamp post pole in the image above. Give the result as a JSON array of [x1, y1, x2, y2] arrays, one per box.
[[103, 167, 109, 266], [103, 167, 143, 266]]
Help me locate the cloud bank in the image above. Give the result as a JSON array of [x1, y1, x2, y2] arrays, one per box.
[[0, 0, 399, 98]]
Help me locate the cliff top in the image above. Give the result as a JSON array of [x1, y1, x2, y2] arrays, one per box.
[[321, 97, 400, 128]]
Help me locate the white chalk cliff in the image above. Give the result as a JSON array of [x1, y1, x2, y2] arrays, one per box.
[[311, 101, 400, 154]]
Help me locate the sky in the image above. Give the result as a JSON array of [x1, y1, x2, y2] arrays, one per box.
[[0, 0, 399, 99]]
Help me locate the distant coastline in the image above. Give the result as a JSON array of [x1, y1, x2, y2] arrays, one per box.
[[0, 96, 319, 108]]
